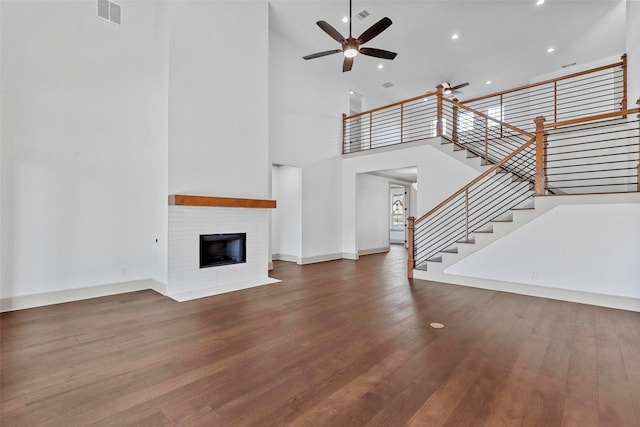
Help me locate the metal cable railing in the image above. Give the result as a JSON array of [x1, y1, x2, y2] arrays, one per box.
[[343, 93, 437, 153], [411, 137, 536, 270], [461, 56, 627, 134], [543, 116, 640, 194], [440, 99, 534, 174]]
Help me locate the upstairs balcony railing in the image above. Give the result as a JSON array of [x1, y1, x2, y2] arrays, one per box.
[[462, 55, 627, 133], [342, 55, 627, 155]]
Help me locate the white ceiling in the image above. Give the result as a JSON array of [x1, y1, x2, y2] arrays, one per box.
[[270, 0, 627, 102]]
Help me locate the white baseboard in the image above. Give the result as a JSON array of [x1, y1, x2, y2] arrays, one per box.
[[166, 277, 281, 302], [412, 270, 640, 312], [272, 253, 301, 264], [0, 279, 166, 312], [300, 253, 344, 265], [342, 252, 359, 260], [358, 247, 390, 256]]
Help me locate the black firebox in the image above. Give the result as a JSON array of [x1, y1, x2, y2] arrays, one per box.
[[199, 233, 246, 268]]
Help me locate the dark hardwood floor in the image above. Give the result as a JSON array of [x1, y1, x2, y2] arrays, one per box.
[[1, 245, 639, 426]]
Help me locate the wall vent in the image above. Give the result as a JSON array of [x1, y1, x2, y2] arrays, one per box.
[[356, 10, 370, 20], [561, 62, 577, 69], [97, 0, 122, 25], [382, 82, 394, 88]]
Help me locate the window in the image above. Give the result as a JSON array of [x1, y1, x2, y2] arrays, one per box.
[[487, 105, 503, 127], [391, 193, 405, 230], [458, 111, 474, 132]]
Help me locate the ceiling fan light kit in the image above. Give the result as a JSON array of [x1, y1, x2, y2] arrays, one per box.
[[303, 0, 397, 72]]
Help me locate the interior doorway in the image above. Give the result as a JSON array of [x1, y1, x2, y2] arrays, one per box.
[[389, 185, 408, 247]]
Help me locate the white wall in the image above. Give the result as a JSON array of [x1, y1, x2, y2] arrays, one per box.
[[445, 203, 640, 301], [168, 1, 269, 199], [356, 174, 390, 254], [271, 165, 302, 261], [342, 142, 480, 257], [269, 29, 347, 263], [627, 0, 640, 106], [300, 158, 343, 262], [1, 0, 168, 299]]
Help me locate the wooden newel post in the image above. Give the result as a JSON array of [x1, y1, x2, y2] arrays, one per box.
[[436, 85, 444, 137], [342, 113, 347, 154], [621, 54, 628, 112], [407, 216, 415, 279], [534, 116, 547, 195], [451, 98, 459, 143]]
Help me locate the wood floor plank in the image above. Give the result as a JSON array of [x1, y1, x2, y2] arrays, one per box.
[[1, 245, 639, 426]]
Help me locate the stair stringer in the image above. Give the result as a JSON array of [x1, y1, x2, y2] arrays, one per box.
[[413, 192, 640, 282]]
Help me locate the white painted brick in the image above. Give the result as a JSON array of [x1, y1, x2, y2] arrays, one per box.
[[168, 206, 270, 298]]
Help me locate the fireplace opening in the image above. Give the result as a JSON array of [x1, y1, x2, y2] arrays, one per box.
[[199, 233, 246, 268]]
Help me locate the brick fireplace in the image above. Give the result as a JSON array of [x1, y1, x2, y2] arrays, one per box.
[[167, 195, 279, 302]]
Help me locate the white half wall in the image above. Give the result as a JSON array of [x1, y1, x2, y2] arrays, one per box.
[[445, 202, 640, 306]]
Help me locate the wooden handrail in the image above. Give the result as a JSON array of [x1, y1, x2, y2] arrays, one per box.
[[344, 91, 438, 120], [443, 98, 535, 138], [460, 56, 625, 104], [543, 107, 640, 129], [415, 136, 536, 224]]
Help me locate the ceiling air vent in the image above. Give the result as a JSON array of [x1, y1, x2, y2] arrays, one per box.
[[356, 10, 370, 20], [97, 0, 122, 25], [382, 82, 394, 88], [561, 62, 577, 69]]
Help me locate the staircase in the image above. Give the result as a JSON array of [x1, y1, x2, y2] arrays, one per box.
[[342, 55, 639, 283]]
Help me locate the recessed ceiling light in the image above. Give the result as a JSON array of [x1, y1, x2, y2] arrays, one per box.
[[349, 90, 354, 95], [536, 0, 545, 5], [547, 47, 555, 53], [378, 64, 383, 69], [486, 80, 492, 85], [342, 16, 349, 23], [451, 33, 459, 40]]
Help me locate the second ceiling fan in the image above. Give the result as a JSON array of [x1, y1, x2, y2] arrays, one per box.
[[302, 0, 397, 72]]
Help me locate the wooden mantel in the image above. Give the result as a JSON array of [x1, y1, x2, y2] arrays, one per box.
[[168, 195, 276, 209]]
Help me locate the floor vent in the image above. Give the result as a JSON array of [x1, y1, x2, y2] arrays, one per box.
[[97, 0, 122, 25]]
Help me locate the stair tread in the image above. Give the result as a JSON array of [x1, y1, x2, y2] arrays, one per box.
[[441, 248, 458, 254], [492, 219, 513, 223], [457, 239, 475, 244], [427, 256, 443, 263]]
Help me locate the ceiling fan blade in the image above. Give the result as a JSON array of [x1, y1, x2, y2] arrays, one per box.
[[343, 56, 354, 72], [357, 17, 392, 44], [303, 49, 342, 60], [451, 82, 469, 91], [359, 47, 397, 60], [317, 21, 346, 44]]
